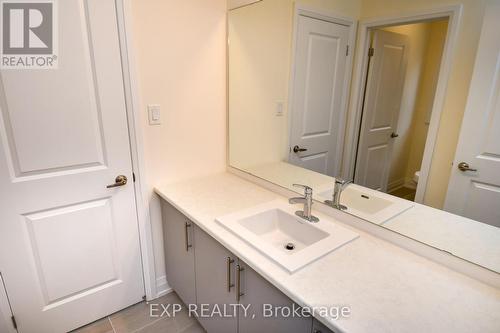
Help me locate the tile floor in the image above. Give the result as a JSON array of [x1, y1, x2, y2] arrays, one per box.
[[72, 292, 205, 333], [389, 186, 416, 201]]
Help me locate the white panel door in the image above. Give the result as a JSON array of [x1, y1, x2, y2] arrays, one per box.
[[289, 14, 350, 177], [355, 30, 409, 191], [0, 1, 144, 332], [444, 2, 500, 227], [0, 274, 16, 333]]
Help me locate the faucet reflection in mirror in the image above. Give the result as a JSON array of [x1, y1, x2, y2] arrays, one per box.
[[325, 179, 352, 211]]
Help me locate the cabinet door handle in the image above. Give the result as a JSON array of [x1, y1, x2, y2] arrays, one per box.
[[236, 264, 245, 302], [226, 257, 235, 292], [184, 221, 192, 251]]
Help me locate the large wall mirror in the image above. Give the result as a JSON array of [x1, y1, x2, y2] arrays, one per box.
[[228, 0, 500, 273]]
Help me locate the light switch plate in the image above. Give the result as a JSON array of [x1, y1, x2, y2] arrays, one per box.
[[148, 104, 161, 125], [275, 101, 284, 117]]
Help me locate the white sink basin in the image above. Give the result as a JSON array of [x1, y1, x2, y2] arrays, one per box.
[[317, 185, 413, 225], [216, 200, 359, 273], [238, 208, 329, 252]]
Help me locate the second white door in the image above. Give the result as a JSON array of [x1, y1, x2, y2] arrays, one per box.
[[444, 1, 500, 227], [355, 30, 409, 191], [289, 14, 351, 177]]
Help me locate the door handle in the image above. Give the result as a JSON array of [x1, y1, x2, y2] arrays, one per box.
[[184, 222, 192, 251], [457, 162, 477, 172], [226, 257, 234, 292], [390, 132, 399, 138], [236, 264, 245, 302], [293, 145, 307, 153], [106, 175, 128, 188]]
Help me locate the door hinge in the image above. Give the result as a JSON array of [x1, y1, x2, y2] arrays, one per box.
[[11, 316, 17, 329], [368, 47, 374, 57], [346, 45, 349, 56], [132, 172, 136, 182]]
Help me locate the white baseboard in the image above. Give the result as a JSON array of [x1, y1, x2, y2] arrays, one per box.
[[387, 178, 405, 192], [405, 177, 417, 190], [155, 275, 172, 298], [388, 177, 418, 192]]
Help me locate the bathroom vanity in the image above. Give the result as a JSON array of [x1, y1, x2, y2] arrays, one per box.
[[156, 173, 500, 333], [156, 5, 500, 329], [161, 200, 317, 333]]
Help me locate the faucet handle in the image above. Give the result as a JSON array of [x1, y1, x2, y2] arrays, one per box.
[[292, 184, 313, 195], [335, 178, 352, 186], [335, 178, 352, 189]]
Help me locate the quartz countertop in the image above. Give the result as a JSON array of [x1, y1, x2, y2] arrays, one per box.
[[155, 172, 500, 333], [384, 203, 500, 272]]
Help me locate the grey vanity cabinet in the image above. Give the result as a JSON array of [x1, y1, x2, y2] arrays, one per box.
[[237, 260, 312, 333], [194, 226, 238, 333], [162, 202, 324, 333], [193, 229, 310, 333], [161, 201, 197, 306]]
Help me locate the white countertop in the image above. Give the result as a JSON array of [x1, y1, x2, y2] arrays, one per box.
[[384, 203, 500, 272], [155, 172, 500, 333]]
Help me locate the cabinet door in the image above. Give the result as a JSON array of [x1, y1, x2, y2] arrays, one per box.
[[194, 226, 238, 333], [238, 261, 312, 333], [161, 201, 196, 306]]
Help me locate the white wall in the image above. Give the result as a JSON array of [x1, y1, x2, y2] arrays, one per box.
[[130, 0, 227, 296], [228, 0, 293, 169]]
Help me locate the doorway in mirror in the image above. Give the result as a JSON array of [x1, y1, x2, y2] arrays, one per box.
[[354, 20, 448, 202]]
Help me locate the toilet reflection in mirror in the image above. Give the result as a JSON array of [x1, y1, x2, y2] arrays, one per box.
[[228, 0, 500, 273]]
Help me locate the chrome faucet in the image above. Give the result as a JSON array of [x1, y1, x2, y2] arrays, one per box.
[[325, 178, 352, 210], [289, 184, 319, 223]]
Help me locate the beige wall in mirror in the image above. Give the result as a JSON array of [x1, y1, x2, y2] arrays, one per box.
[[229, 0, 500, 274]]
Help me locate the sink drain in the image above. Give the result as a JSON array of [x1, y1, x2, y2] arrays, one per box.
[[285, 243, 295, 251]]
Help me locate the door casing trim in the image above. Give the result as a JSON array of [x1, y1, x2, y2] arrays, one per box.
[[116, 0, 157, 300]]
